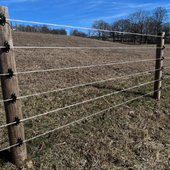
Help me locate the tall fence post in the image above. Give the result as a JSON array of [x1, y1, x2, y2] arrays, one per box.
[[0, 6, 27, 167], [154, 32, 165, 100]]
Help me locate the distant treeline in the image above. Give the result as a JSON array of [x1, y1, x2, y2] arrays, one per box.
[[70, 29, 87, 37], [11, 24, 67, 35], [70, 6, 170, 44], [11, 6, 170, 44], [88, 6, 170, 44]]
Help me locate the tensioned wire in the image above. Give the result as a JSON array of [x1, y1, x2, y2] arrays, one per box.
[[0, 46, 165, 49], [0, 57, 166, 77], [23, 86, 168, 144], [0, 76, 170, 129], [5, 18, 163, 38], [2, 85, 170, 151], [0, 67, 164, 104], [13, 58, 164, 75]]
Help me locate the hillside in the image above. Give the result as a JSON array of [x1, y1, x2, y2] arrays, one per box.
[[0, 32, 170, 169]]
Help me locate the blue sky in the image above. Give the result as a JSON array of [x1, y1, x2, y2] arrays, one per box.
[[1, 0, 170, 34]]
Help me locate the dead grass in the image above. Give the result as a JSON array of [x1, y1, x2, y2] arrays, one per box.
[[0, 32, 170, 170]]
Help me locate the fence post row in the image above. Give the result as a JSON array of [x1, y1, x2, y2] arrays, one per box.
[[0, 6, 27, 167], [154, 32, 165, 100]]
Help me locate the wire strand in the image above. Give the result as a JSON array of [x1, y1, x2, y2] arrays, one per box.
[[164, 66, 170, 70], [20, 78, 163, 123], [0, 77, 160, 129], [6, 18, 162, 38], [0, 143, 18, 152], [0, 46, 163, 49], [23, 88, 159, 143], [0, 73, 9, 76], [0, 58, 163, 76], [1, 75, 169, 129], [0, 68, 164, 104], [1, 84, 170, 151], [14, 58, 161, 75]]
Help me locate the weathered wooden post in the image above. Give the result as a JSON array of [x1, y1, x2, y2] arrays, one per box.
[[0, 6, 27, 167], [154, 32, 165, 100]]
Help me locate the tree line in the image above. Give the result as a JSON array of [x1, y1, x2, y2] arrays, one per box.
[[11, 6, 169, 44], [11, 24, 67, 35], [71, 7, 170, 44]]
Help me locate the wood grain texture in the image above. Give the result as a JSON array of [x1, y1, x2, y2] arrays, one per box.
[[154, 32, 165, 100], [0, 6, 27, 167]]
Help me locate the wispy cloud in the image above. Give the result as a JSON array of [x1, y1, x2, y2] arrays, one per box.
[[100, 13, 128, 20], [55, 1, 78, 7], [1, 0, 38, 3]]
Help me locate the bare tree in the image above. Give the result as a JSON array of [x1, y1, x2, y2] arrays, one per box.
[[92, 20, 110, 40], [70, 29, 87, 37], [152, 7, 169, 33], [116, 19, 130, 43], [128, 10, 150, 44]]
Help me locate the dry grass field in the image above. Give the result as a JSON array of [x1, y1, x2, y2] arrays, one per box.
[[0, 32, 170, 169]]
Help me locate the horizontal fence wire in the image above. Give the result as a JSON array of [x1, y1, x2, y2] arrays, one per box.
[[0, 143, 19, 152], [1, 82, 170, 151], [0, 73, 9, 76], [2, 86, 168, 151], [0, 46, 164, 49], [14, 58, 162, 75], [18, 76, 170, 123], [0, 68, 164, 104], [0, 76, 166, 129], [22, 88, 161, 144], [0, 58, 165, 77], [6, 18, 163, 38], [164, 66, 170, 70]]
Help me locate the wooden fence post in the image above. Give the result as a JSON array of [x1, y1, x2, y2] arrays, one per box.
[[154, 32, 165, 100], [0, 6, 27, 167]]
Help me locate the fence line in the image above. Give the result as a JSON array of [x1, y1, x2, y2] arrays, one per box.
[[23, 87, 168, 144], [19, 78, 167, 123], [0, 46, 165, 49], [0, 76, 170, 128], [0, 58, 165, 77], [0, 68, 164, 104], [0, 7, 169, 167], [6, 18, 163, 38], [0, 76, 167, 129], [14, 58, 163, 75], [3, 85, 170, 152]]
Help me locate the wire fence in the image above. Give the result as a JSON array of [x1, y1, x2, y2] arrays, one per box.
[[0, 76, 165, 129], [0, 46, 166, 49], [6, 18, 163, 38], [0, 16, 169, 160], [2, 84, 170, 151], [0, 67, 166, 104], [0, 58, 165, 76]]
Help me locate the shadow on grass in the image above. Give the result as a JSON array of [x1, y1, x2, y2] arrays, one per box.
[[90, 84, 154, 99], [0, 150, 12, 163]]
